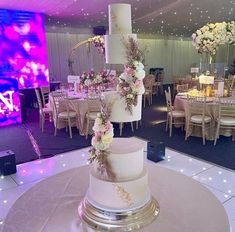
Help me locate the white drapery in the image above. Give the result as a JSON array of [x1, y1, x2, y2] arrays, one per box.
[[46, 32, 235, 84]]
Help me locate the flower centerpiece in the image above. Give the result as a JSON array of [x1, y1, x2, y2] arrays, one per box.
[[80, 70, 96, 87], [89, 99, 115, 179], [192, 21, 235, 58], [117, 37, 145, 114], [94, 70, 115, 86], [80, 69, 116, 91]]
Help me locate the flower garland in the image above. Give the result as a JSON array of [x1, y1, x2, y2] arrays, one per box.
[[89, 99, 116, 180], [192, 21, 235, 55], [87, 36, 105, 55], [117, 37, 145, 114]]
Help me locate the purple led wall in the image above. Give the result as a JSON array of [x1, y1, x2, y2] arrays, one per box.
[[0, 78, 21, 126], [0, 9, 49, 88], [0, 9, 49, 126]]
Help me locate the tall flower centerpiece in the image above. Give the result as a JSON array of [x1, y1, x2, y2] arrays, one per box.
[[89, 99, 115, 180], [117, 37, 145, 114], [192, 21, 235, 62]]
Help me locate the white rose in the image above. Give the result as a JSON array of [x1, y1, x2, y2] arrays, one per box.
[[84, 79, 92, 86], [119, 72, 133, 83], [126, 94, 134, 99], [133, 61, 144, 70], [135, 69, 145, 80], [101, 133, 113, 145]]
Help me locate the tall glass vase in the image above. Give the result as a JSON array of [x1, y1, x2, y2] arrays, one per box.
[[206, 53, 216, 75]]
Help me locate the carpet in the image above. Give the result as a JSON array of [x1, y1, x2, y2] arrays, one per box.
[[0, 88, 235, 170]]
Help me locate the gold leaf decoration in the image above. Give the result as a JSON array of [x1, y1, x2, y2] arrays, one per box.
[[113, 184, 134, 206]]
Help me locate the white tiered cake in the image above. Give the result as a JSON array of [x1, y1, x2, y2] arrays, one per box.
[[87, 137, 150, 211], [104, 4, 137, 64], [78, 4, 159, 230]]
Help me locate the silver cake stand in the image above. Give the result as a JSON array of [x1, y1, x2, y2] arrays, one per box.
[[78, 196, 159, 231]]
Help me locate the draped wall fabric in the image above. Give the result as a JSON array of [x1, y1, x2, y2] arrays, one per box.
[[46, 32, 235, 84]]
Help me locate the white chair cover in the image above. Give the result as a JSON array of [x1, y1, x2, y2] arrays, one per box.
[[103, 91, 142, 123]]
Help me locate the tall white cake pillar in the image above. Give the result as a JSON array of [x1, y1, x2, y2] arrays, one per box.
[[104, 4, 137, 64]]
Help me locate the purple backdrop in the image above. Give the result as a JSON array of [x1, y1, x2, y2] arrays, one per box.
[[0, 78, 21, 126], [0, 9, 49, 126], [0, 9, 49, 88]]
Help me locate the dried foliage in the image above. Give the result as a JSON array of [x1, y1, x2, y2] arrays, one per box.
[[125, 37, 144, 67]]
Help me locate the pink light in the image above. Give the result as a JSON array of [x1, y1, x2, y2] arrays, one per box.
[[5, 25, 19, 40], [30, 62, 39, 75], [19, 76, 25, 86], [23, 41, 31, 52], [13, 23, 30, 35]]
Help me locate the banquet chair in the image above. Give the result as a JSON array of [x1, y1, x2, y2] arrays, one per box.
[[176, 84, 189, 93], [35, 88, 52, 132], [153, 72, 164, 95], [214, 98, 235, 145], [40, 86, 50, 108], [51, 92, 79, 138], [173, 76, 181, 95], [85, 98, 102, 139], [143, 74, 155, 107], [165, 87, 185, 137], [185, 96, 212, 145]]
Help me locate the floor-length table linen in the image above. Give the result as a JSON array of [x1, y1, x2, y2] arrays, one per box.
[[174, 95, 235, 140], [2, 163, 229, 232]]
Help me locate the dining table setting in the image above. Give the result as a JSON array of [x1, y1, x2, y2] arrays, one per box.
[[48, 84, 116, 136], [174, 88, 235, 141]]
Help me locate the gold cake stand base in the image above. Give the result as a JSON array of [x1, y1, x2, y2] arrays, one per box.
[[78, 197, 159, 231]]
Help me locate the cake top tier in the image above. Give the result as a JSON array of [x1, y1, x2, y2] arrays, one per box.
[[108, 4, 132, 35], [109, 137, 145, 154]]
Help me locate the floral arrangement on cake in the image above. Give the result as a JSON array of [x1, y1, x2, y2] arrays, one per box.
[[117, 37, 145, 114], [192, 21, 235, 55], [89, 99, 116, 179], [87, 36, 105, 55]]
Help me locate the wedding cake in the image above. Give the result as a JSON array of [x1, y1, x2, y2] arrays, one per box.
[[78, 4, 158, 231], [87, 137, 150, 210], [104, 4, 137, 64]]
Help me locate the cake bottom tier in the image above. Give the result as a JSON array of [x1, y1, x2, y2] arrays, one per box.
[[87, 169, 150, 211]]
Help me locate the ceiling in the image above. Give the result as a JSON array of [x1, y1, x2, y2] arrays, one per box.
[[0, 0, 234, 37]]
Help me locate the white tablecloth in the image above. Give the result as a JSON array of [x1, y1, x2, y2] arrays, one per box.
[[2, 163, 229, 232], [174, 95, 235, 140]]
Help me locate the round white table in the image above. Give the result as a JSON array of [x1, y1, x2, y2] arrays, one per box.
[[2, 163, 230, 232]]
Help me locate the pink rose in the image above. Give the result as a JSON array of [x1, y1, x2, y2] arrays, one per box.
[[125, 66, 135, 76]]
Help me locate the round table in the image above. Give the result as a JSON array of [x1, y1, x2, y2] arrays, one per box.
[[174, 95, 235, 140], [2, 164, 230, 232]]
